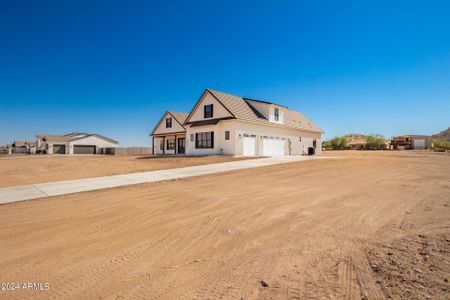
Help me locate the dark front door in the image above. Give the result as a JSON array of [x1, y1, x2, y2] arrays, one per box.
[[177, 138, 185, 154]]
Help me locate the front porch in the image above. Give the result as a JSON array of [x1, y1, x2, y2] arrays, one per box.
[[152, 133, 186, 155]]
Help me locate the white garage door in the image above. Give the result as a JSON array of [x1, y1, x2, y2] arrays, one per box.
[[242, 135, 256, 156], [262, 137, 285, 156], [413, 139, 425, 149]]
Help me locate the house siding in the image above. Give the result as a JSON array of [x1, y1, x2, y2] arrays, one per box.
[[185, 120, 322, 156], [68, 136, 117, 154], [187, 93, 233, 123], [245, 100, 286, 124], [153, 134, 187, 155], [153, 112, 186, 135]]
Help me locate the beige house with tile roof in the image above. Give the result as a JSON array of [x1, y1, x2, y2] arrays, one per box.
[[150, 89, 323, 156]]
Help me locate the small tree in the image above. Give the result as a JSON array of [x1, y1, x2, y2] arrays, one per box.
[[365, 134, 386, 150], [433, 138, 450, 150], [324, 136, 348, 150], [322, 140, 333, 149]]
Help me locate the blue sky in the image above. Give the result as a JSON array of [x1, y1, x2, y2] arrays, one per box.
[[1, 0, 449, 146]]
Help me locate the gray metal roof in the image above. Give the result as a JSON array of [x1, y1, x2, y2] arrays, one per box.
[[36, 133, 118, 144], [207, 89, 322, 132], [169, 111, 189, 125], [150, 111, 189, 136]]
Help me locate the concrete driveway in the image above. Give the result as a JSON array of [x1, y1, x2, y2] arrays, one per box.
[[0, 156, 334, 205]]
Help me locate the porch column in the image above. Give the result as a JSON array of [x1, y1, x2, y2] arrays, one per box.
[[174, 135, 177, 155], [152, 136, 154, 155], [163, 136, 165, 155]]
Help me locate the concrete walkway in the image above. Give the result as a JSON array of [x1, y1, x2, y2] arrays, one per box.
[[0, 156, 333, 205]]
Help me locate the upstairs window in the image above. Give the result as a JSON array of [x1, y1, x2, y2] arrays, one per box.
[[166, 117, 172, 128], [204, 104, 213, 118], [225, 131, 230, 140], [274, 108, 279, 121]]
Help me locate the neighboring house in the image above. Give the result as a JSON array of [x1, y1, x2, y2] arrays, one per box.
[[150, 89, 323, 156], [0, 145, 8, 154], [36, 133, 118, 154], [151, 111, 189, 155], [12, 141, 36, 154], [0, 144, 13, 155], [390, 135, 432, 150]]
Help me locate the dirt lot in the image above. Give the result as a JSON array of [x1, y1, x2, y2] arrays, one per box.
[[0, 155, 253, 187], [0, 151, 449, 299]]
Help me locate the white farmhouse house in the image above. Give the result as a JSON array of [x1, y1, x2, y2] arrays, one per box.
[[36, 133, 118, 155], [151, 111, 189, 155], [150, 89, 323, 156]]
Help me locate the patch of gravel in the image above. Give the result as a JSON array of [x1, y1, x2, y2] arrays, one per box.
[[367, 233, 450, 299]]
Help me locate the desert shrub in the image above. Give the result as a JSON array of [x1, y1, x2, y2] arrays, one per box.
[[322, 140, 332, 149], [365, 134, 386, 150], [324, 136, 348, 150], [433, 138, 450, 150]]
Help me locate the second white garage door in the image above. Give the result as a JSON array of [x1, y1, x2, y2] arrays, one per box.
[[413, 139, 425, 149], [262, 137, 285, 156], [242, 135, 256, 156]]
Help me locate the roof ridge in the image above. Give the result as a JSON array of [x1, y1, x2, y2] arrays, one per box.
[[208, 88, 322, 133]]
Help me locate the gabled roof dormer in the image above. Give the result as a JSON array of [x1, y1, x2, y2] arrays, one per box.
[[243, 98, 287, 124], [151, 111, 188, 135], [184, 89, 235, 124]]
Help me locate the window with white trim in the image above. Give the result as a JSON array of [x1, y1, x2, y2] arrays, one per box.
[[274, 108, 279, 121]]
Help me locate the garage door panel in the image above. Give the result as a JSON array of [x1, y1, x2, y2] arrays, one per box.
[[262, 137, 285, 156], [242, 137, 256, 156], [74, 145, 96, 154], [413, 139, 425, 149], [53, 144, 66, 154]]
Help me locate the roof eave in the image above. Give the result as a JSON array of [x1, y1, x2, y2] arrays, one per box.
[[232, 118, 323, 134]]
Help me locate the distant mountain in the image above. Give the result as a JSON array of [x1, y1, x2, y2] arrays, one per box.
[[344, 134, 367, 145], [432, 128, 450, 141]]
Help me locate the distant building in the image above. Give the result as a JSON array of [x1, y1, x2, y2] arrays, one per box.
[[0, 144, 12, 155], [390, 135, 432, 150], [12, 141, 36, 154], [36, 133, 118, 155]]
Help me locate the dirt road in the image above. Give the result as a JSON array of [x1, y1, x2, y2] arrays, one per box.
[[0, 151, 449, 299], [0, 155, 252, 187]]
